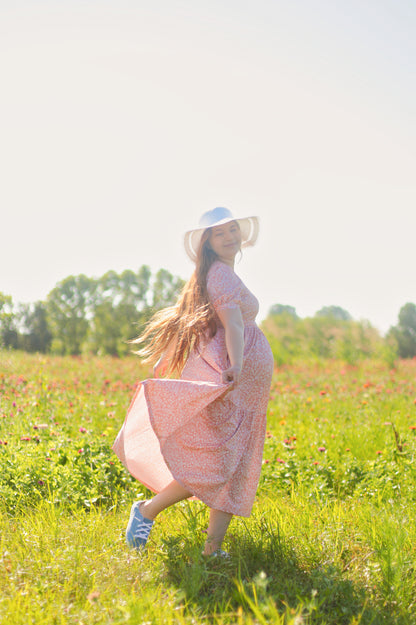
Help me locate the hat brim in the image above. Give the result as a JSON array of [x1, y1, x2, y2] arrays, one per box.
[[184, 216, 259, 262]]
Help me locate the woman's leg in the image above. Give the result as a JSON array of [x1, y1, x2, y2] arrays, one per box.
[[202, 508, 233, 555], [140, 479, 192, 520], [138, 483, 232, 554]]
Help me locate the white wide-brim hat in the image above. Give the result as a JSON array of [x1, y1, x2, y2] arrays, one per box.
[[184, 207, 259, 262]]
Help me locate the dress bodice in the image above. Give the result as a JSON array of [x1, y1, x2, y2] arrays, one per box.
[[206, 261, 259, 325]]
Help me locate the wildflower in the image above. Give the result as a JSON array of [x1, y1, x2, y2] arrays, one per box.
[[283, 438, 296, 450], [78, 448, 84, 454], [318, 446, 326, 452], [319, 390, 326, 396], [275, 458, 286, 464], [87, 591, 100, 603], [79, 427, 87, 433], [376, 450, 383, 455], [20, 436, 31, 441], [313, 461, 319, 465], [410, 425, 416, 430]]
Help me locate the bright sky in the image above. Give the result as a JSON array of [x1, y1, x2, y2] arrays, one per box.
[[1, 0, 415, 334]]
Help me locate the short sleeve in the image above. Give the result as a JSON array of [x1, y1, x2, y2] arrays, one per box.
[[207, 262, 241, 314]]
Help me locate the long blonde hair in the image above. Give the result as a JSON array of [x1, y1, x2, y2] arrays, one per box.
[[131, 229, 219, 374]]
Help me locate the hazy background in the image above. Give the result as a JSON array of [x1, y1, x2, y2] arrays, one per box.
[[1, 0, 415, 333]]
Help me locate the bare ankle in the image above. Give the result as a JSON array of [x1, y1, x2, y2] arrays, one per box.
[[140, 500, 156, 521], [202, 539, 220, 556]]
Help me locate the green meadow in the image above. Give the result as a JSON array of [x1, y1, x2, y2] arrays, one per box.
[[1, 351, 416, 624]]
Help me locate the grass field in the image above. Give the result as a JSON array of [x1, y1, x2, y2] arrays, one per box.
[[1, 351, 416, 624]]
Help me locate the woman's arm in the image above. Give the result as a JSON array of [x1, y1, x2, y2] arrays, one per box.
[[216, 307, 245, 386]]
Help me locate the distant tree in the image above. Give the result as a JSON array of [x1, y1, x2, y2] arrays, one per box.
[[269, 304, 298, 319], [9, 266, 185, 357], [120, 267, 153, 308], [87, 266, 183, 356], [18, 301, 52, 353], [389, 302, 416, 358], [151, 268, 185, 310], [89, 299, 123, 356], [315, 306, 352, 321], [46, 274, 95, 355], [304, 316, 336, 358], [0, 292, 18, 349], [87, 266, 152, 356], [262, 306, 383, 365], [261, 311, 301, 366]]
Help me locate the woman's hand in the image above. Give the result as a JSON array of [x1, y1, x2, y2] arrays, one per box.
[[153, 356, 169, 378], [222, 365, 242, 387]]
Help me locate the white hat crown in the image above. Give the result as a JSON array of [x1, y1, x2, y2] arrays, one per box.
[[199, 207, 233, 228]]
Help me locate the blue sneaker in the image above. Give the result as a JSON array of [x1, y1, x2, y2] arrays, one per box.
[[126, 501, 154, 550], [212, 550, 230, 559]]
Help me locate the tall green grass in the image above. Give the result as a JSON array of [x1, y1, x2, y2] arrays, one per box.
[[1, 351, 416, 624]]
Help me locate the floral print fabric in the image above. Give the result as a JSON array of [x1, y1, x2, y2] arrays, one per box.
[[112, 261, 274, 517]]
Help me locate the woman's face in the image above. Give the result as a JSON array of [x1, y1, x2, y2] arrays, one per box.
[[208, 221, 242, 264]]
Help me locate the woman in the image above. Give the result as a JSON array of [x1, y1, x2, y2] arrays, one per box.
[[112, 206, 274, 556]]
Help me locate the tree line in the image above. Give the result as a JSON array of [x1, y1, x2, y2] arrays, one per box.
[[262, 303, 416, 366], [1, 268, 415, 363], [0, 267, 184, 357]]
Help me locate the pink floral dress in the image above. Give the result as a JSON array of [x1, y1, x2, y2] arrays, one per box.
[[112, 260, 274, 517]]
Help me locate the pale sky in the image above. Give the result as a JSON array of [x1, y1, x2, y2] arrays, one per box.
[[1, 0, 415, 334]]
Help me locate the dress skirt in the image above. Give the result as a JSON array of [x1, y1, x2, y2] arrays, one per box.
[[112, 260, 274, 517]]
